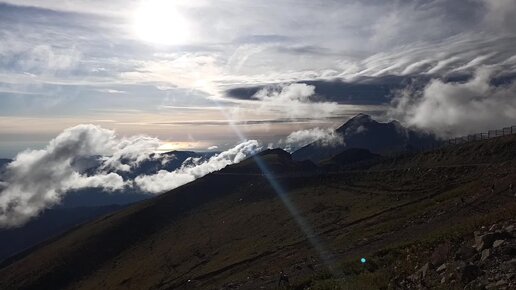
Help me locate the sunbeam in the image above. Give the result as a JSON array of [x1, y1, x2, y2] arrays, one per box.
[[213, 100, 339, 275]]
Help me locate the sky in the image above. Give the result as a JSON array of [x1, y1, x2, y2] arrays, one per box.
[[0, 0, 515, 157]]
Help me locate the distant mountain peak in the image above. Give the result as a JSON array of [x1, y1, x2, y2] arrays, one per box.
[[293, 114, 438, 163], [337, 113, 375, 136], [350, 113, 372, 121], [341, 113, 373, 127]]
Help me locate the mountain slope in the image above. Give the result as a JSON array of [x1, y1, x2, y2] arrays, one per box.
[[1, 138, 516, 289], [0, 151, 214, 266], [0, 205, 123, 263], [321, 148, 381, 170], [292, 114, 438, 163]]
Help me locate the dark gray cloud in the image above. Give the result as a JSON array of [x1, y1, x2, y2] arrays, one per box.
[[225, 77, 425, 105], [225, 72, 516, 107]]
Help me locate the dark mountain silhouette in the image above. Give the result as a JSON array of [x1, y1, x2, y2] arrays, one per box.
[[3, 134, 516, 289], [292, 113, 438, 162], [2, 136, 516, 289]]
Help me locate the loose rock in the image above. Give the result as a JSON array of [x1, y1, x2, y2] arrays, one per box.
[[436, 263, 447, 273], [493, 240, 505, 248], [481, 249, 491, 262]]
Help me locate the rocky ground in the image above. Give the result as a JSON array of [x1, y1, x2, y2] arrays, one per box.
[[396, 220, 516, 289]]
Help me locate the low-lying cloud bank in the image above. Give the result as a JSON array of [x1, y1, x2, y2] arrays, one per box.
[[0, 125, 157, 227], [389, 66, 516, 137], [0, 125, 260, 228], [134, 140, 260, 193]]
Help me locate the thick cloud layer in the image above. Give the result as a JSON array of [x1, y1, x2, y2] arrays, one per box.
[[282, 128, 343, 152], [134, 140, 260, 193], [0, 125, 260, 227], [389, 67, 516, 137]]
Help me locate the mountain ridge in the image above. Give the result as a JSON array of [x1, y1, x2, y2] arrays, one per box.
[[2, 135, 516, 289], [292, 114, 438, 163]]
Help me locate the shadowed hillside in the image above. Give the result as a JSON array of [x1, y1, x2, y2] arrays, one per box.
[[1, 137, 516, 289], [0, 205, 123, 263]]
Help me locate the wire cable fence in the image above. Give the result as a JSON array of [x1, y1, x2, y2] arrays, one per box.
[[416, 125, 516, 153], [346, 125, 516, 170], [446, 126, 516, 145]]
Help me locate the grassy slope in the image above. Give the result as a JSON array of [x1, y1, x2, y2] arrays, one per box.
[[1, 138, 516, 289]]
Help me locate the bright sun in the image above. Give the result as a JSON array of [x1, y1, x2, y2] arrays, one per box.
[[133, 0, 190, 45]]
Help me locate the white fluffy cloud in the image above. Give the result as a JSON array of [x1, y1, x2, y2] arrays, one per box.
[[282, 127, 343, 152], [0, 124, 261, 227], [135, 140, 260, 194], [253, 83, 339, 118], [0, 124, 161, 227], [389, 66, 516, 137]]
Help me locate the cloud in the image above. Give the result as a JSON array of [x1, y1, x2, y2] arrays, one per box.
[[1, 0, 516, 140], [98, 89, 126, 94], [120, 54, 224, 96], [388, 66, 516, 137], [483, 0, 516, 33], [207, 145, 219, 150], [282, 127, 343, 152], [0, 124, 263, 227], [0, 124, 160, 228], [134, 140, 261, 194], [225, 78, 407, 105], [99, 136, 161, 172], [253, 83, 339, 118]]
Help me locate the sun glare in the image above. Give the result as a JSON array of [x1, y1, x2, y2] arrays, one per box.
[[133, 0, 190, 45], [157, 141, 202, 152]]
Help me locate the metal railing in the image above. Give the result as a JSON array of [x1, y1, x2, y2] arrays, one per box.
[[447, 126, 516, 145], [374, 125, 516, 158]]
